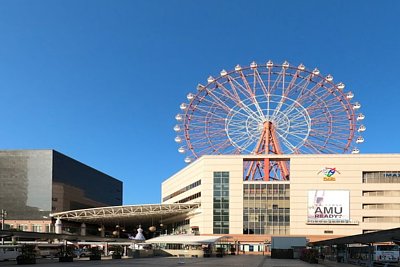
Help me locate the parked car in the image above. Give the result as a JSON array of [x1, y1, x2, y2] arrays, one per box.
[[73, 249, 91, 258]]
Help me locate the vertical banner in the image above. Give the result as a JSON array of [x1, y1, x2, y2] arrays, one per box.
[[307, 190, 349, 222]]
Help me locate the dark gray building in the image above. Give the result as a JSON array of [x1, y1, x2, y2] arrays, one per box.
[[0, 150, 122, 221]]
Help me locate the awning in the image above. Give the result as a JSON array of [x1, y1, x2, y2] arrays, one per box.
[[311, 227, 400, 246]]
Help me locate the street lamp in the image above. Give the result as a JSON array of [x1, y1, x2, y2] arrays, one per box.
[[1, 209, 7, 245]]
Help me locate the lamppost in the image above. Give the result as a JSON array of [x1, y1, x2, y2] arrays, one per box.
[[1, 209, 7, 245]]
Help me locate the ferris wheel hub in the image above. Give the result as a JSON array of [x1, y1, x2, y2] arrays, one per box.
[[225, 94, 311, 154]]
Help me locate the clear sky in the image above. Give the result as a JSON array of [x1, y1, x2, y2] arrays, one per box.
[[0, 0, 399, 205]]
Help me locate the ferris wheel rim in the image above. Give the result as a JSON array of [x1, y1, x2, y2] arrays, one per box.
[[174, 60, 363, 162]]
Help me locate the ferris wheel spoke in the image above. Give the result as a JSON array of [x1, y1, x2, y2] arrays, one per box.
[[201, 88, 236, 114], [226, 75, 254, 100], [303, 138, 339, 153], [284, 69, 302, 96], [269, 70, 284, 95], [188, 105, 227, 120], [280, 137, 299, 153], [233, 134, 257, 148], [235, 72, 265, 118], [277, 128, 308, 143], [238, 71, 256, 97], [209, 138, 234, 153], [269, 70, 287, 115], [308, 135, 350, 151], [213, 80, 243, 104], [222, 77, 243, 103], [254, 69, 269, 96], [273, 129, 300, 153], [295, 73, 313, 97], [229, 105, 263, 122]]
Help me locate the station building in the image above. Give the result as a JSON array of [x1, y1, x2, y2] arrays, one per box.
[[162, 154, 400, 250], [0, 150, 122, 233], [25, 152, 400, 254]]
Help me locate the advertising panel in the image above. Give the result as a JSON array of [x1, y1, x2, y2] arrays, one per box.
[[307, 190, 349, 223]]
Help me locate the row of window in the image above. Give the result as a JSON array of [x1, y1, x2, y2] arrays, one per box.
[[244, 208, 290, 215], [363, 171, 400, 183], [175, 192, 201, 203], [213, 197, 228, 203], [213, 227, 229, 234], [214, 184, 228, 189], [243, 215, 290, 223], [363, 217, 400, 223], [243, 201, 290, 209], [162, 179, 201, 202], [243, 183, 290, 197], [363, 190, 400, 197], [213, 203, 229, 209], [7, 224, 53, 232], [363, 203, 400, 209], [244, 196, 290, 200], [213, 209, 229, 215], [213, 215, 229, 222], [243, 226, 289, 235]]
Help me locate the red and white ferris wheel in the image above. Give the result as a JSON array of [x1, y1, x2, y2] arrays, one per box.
[[174, 61, 365, 180]]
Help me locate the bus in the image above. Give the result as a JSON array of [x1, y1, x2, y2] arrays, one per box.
[[348, 244, 399, 264], [0, 245, 22, 261]]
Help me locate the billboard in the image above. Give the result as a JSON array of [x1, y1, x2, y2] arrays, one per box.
[[307, 190, 349, 223]]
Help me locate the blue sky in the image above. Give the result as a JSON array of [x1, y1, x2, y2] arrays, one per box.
[[0, 0, 399, 205]]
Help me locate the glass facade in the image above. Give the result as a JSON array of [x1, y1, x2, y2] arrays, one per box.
[[0, 150, 52, 219], [52, 151, 122, 211], [213, 171, 229, 234], [243, 182, 290, 235], [0, 150, 122, 220]]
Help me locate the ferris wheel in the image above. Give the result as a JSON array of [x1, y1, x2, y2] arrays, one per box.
[[173, 60, 365, 179]]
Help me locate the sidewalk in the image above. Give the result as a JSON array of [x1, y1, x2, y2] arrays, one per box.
[[318, 259, 358, 267]]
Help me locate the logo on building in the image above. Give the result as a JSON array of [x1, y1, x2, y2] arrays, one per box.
[[307, 190, 350, 223], [318, 167, 340, 181]]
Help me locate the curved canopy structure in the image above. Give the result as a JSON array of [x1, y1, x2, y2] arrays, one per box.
[[50, 203, 200, 226]]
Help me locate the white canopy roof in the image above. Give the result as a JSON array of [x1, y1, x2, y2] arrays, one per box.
[[146, 235, 224, 245], [50, 203, 200, 226]]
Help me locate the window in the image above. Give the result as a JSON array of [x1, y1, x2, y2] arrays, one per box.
[[175, 192, 201, 203], [213, 172, 229, 234], [243, 182, 290, 235], [32, 224, 42, 232], [163, 180, 202, 202], [17, 224, 28, 231]]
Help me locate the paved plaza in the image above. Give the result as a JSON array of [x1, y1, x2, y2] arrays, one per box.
[[0, 255, 357, 267]]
